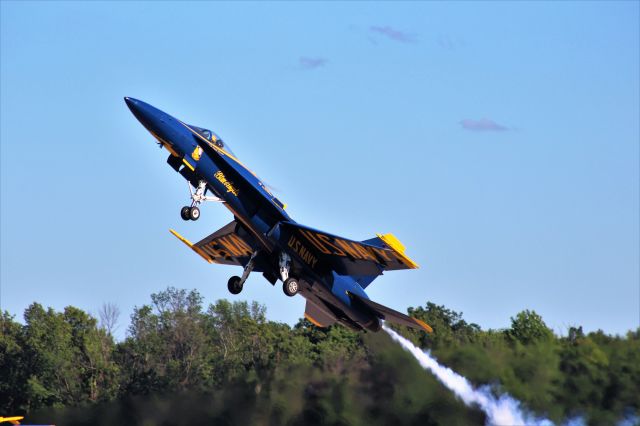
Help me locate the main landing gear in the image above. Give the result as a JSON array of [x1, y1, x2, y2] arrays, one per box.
[[181, 180, 223, 221], [227, 251, 258, 295], [283, 277, 299, 297], [279, 252, 299, 297]]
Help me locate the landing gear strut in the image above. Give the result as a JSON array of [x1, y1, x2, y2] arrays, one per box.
[[279, 252, 299, 297], [181, 180, 223, 221], [227, 251, 258, 295]]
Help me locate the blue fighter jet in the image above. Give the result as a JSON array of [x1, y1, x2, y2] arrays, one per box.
[[125, 97, 432, 333]]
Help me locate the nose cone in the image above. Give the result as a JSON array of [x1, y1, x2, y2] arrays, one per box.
[[124, 96, 137, 108], [124, 97, 187, 155], [124, 96, 146, 122], [124, 96, 165, 136]]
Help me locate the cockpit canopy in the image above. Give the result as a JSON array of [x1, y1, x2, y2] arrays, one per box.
[[189, 125, 235, 156]]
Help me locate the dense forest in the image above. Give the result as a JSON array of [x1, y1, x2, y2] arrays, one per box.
[[1, 287, 638, 425]]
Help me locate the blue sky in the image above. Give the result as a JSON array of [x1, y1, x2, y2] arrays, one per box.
[[1, 1, 638, 339]]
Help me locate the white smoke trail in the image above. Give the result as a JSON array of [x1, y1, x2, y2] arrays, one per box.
[[383, 325, 555, 426]]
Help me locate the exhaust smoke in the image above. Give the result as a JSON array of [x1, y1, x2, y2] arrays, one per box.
[[383, 325, 555, 426]]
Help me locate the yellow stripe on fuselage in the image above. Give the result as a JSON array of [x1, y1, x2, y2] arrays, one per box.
[[149, 130, 181, 158], [182, 158, 195, 171]]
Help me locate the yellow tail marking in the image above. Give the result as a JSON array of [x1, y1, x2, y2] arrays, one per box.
[[376, 233, 419, 269], [169, 229, 213, 263]]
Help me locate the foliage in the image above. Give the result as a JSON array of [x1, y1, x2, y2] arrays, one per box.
[[1, 288, 638, 425]]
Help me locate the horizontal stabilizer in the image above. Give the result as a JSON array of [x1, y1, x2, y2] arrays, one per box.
[[170, 220, 255, 267], [304, 300, 337, 328], [348, 292, 432, 333]]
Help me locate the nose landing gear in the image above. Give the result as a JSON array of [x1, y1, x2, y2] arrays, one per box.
[[181, 180, 223, 221], [180, 206, 200, 221]]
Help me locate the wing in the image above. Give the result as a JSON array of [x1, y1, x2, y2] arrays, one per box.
[[170, 220, 255, 266], [270, 221, 419, 277], [348, 292, 433, 333]]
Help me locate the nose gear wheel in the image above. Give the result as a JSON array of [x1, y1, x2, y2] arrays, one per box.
[[179, 180, 224, 221]]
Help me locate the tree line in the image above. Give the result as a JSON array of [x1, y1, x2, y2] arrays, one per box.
[[1, 287, 638, 425]]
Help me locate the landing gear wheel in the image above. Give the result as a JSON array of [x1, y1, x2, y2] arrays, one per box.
[[227, 276, 243, 295], [180, 206, 191, 221], [283, 278, 299, 297], [189, 206, 200, 221]]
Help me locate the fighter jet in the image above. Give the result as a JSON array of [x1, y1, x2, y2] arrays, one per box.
[[125, 97, 431, 333]]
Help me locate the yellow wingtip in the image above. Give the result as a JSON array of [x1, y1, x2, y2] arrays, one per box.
[[170, 229, 193, 247], [169, 229, 213, 263]]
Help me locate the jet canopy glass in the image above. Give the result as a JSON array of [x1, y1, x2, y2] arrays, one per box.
[[189, 125, 235, 156]]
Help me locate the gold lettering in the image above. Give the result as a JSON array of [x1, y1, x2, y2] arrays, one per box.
[[300, 230, 331, 254], [335, 239, 361, 259], [316, 233, 346, 256], [353, 243, 376, 261], [214, 170, 239, 196], [286, 235, 319, 269]]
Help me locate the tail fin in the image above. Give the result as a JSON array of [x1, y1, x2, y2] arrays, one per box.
[[350, 274, 379, 289]]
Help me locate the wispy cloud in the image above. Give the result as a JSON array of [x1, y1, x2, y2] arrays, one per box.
[[299, 57, 327, 70], [369, 26, 416, 43], [460, 118, 508, 132], [437, 35, 466, 50]]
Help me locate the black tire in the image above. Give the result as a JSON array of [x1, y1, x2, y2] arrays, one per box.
[[189, 206, 200, 221], [180, 206, 191, 221], [227, 276, 243, 295], [283, 278, 299, 297]]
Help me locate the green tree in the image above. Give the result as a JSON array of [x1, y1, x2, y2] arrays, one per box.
[[118, 287, 211, 394], [506, 309, 553, 345], [0, 311, 28, 413], [17, 303, 117, 411]]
